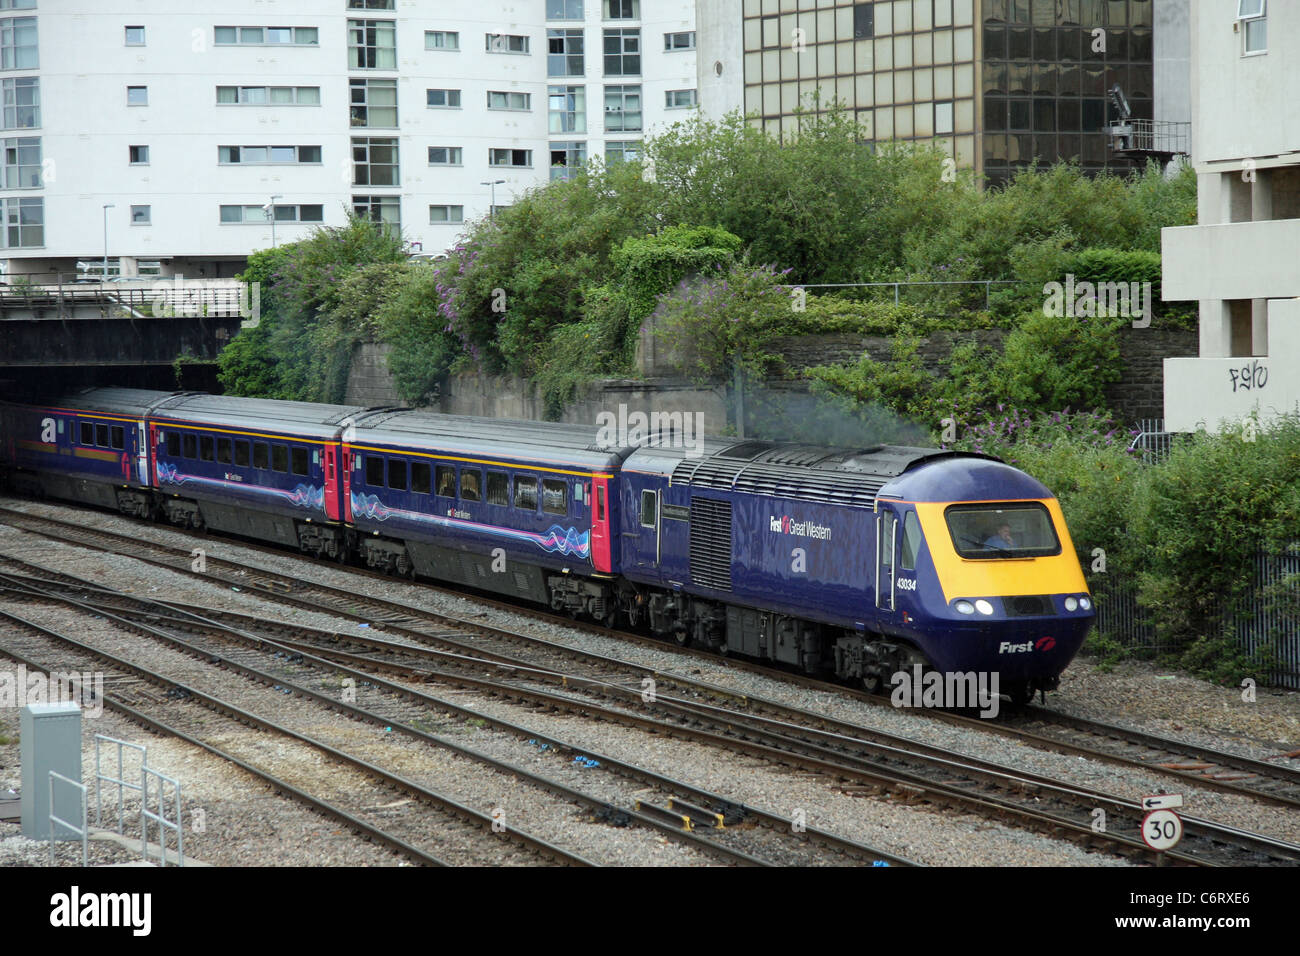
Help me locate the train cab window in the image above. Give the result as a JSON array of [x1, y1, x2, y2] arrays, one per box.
[[486, 471, 509, 506], [542, 479, 567, 515], [514, 476, 537, 510], [411, 461, 431, 493], [253, 442, 269, 469], [900, 512, 922, 571], [217, 437, 233, 464], [640, 489, 657, 528], [200, 435, 215, 461], [183, 434, 197, 459], [944, 503, 1061, 559], [291, 447, 308, 476], [366, 455, 385, 487], [387, 458, 407, 490], [166, 432, 180, 457], [234, 441, 250, 467], [80, 422, 94, 445], [436, 466, 456, 497], [460, 469, 481, 502], [271, 444, 288, 473], [96, 424, 109, 447]]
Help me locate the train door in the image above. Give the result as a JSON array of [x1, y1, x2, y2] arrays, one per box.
[[589, 475, 612, 573], [628, 484, 662, 579], [340, 445, 354, 521], [323, 443, 341, 521], [876, 507, 897, 615]]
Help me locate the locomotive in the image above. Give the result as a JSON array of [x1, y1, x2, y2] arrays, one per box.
[[1, 388, 1094, 704]]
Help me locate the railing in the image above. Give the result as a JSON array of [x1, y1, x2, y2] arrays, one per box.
[[784, 279, 1031, 312], [1127, 418, 1174, 463], [1106, 119, 1191, 157], [95, 735, 147, 834], [141, 766, 185, 867], [0, 278, 255, 321], [48, 771, 89, 867]]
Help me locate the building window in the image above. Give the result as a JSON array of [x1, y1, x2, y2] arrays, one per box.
[[0, 17, 37, 70], [603, 28, 640, 76], [348, 19, 396, 69], [214, 26, 319, 46], [354, 195, 400, 237], [219, 145, 322, 164], [125, 26, 146, 46], [350, 77, 397, 127], [547, 29, 584, 76], [665, 89, 697, 109], [2, 135, 38, 188], [429, 205, 464, 224], [489, 148, 532, 168], [604, 0, 639, 18], [428, 146, 462, 166], [352, 137, 399, 186], [547, 0, 583, 20], [664, 31, 694, 51], [425, 31, 459, 50], [935, 101, 954, 136], [348, 0, 394, 8], [1, 76, 37, 128], [1239, 0, 1267, 54], [426, 88, 462, 108], [487, 90, 531, 111], [137, 260, 162, 276], [605, 140, 640, 163], [604, 85, 641, 131], [486, 33, 530, 54], [130, 205, 151, 225], [219, 204, 324, 224], [548, 85, 586, 134], [0, 1, 36, 9], [550, 141, 586, 180], [1, 195, 41, 247], [217, 86, 320, 105], [127, 86, 148, 106], [129, 145, 149, 165], [853, 3, 874, 40]]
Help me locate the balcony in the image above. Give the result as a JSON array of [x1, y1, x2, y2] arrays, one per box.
[[1163, 219, 1300, 303]]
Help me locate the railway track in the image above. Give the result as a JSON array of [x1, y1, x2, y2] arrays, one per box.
[[0, 568, 911, 867], [5, 560, 1296, 867]]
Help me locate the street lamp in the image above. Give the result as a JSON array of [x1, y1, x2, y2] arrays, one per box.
[[101, 204, 115, 281], [480, 180, 505, 219], [264, 194, 283, 248]]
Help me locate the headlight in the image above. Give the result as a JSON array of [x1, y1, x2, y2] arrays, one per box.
[[975, 599, 994, 615], [1064, 596, 1078, 611], [1079, 596, 1092, 610], [954, 600, 975, 615]]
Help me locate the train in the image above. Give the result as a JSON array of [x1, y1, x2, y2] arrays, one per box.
[[0, 388, 1095, 705]]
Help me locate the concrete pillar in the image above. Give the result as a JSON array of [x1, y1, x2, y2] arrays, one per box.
[[1252, 299, 1269, 356], [1199, 299, 1232, 358]]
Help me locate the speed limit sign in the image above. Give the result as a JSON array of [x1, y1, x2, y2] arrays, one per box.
[[1141, 809, 1183, 850]]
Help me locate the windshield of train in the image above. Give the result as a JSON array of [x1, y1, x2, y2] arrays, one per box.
[[944, 503, 1061, 559]]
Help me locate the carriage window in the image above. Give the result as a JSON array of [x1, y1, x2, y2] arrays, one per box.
[[183, 434, 197, 459], [291, 447, 308, 476], [574, 482, 584, 504], [486, 471, 508, 505], [96, 424, 109, 447], [435, 465, 456, 496], [900, 511, 922, 571], [166, 432, 180, 457], [366, 455, 385, 486], [460, 468, 481, 502], [272, 444, 288, 473], [110, 426, 125, 450], [542, 479, 567, 515], [388, 458, 407, 490], [596, 485, 605, 521], [80, 422, 94, 445], [217, 437, 233, 464], [253, 442, 269, 469], [200, 435, 215, 461], [514, 475, 537, 510], [234, 440, 250, 467], [411, 461, 431, 493], [944, 503, 1062, 560], [640, 489, 657, 528]]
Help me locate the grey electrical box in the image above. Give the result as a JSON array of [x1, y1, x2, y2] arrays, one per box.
[[20, 702, 83, 839]]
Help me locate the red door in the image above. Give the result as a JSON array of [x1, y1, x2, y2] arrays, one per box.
[[340, 445, 354, 522], [590, 476, 612, 573], [323, 444, 341, 521]]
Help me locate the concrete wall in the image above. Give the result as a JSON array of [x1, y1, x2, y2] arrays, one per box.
[[1154, 0, 1193, 157], [694, 0, 743, 121]]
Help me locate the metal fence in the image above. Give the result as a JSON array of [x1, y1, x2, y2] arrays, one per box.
[[1127, 418, 1175, 463]]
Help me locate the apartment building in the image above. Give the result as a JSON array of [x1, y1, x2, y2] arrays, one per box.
[[0, 0, 697, 278]]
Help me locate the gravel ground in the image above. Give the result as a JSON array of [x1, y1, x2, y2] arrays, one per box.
[[2, 495, 1297, 865]]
